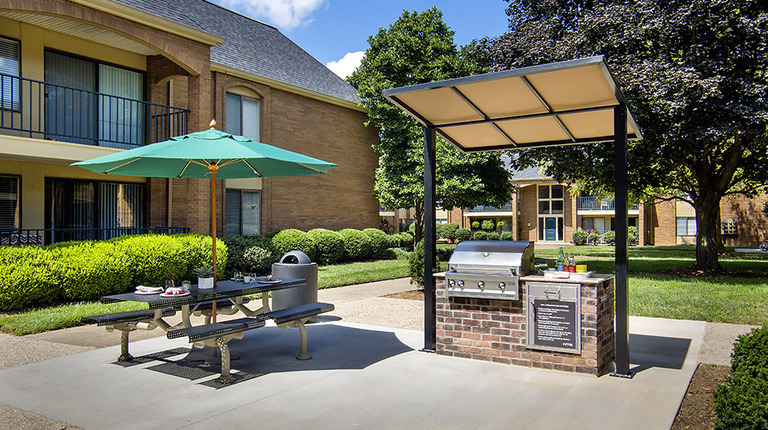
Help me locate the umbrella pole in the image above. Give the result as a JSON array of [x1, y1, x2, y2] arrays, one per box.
[[211, 166, 218, 323]]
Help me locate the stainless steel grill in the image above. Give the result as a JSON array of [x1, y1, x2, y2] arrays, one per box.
[[444, 241, 535, 300]]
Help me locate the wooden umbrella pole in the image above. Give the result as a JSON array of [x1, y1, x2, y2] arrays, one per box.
[[211, 165, 218, 323]]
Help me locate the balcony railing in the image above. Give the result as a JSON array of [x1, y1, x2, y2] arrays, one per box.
[[578, 197, 639, 211], [0, 227, 190, 246], [466, 202, 515, 212], [0, 72, 188, 149]]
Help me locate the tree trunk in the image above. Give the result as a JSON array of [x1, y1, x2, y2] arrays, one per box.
[[694, 194, 722, 271], [413, 200, 424, 248]]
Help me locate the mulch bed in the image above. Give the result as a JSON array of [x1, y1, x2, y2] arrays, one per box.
[[671, 363, 730, 430]]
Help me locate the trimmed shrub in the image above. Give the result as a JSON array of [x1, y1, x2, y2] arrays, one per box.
[[473, 231, 489, 241], [731, 327, 768, 377], [499, 231, 514, 241], [587, 233, 600, 245], [172, 234, 227, 279], [408, 240, 425, 288], [307, 228, 345, 265], [222, 235, 276, 277], [0, 234, 226, 311], [573, 229, 589, 245], [486, 232, 500, 241], [363, 228, 390, 258], [602, 230, 616, 245], [454, 228, 471, 242], [471, 220, 480, 229], [629, 226, 639, 245], [339, 229, 372, 261], [481, 219, 495, 231], [385, 233, 400, 249], [436, 246, 454, 261], [0, 247, 62, 310], [398, 232, 415, 250], [241, 246, 277, 274], [272, 229, 316, 260], [436, 223, 459, 242], [713, 326, 768, 429]]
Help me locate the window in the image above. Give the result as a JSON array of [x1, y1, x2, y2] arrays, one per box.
[[0, 37, 19, 110], [226, 92, 260, 141], [676, 217, 696, 236], [537, 185, 565, 241], [0, 176, 19, 229], [45, 51, 144, 148], [225, 189, 261, 236], [46, 179, 144, 241]]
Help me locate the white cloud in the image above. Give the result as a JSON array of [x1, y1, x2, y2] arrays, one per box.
[[326, 51, 365, 79], [217, 0, 324, 31]]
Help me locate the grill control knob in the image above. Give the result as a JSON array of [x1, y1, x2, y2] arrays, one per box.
[[448, 279, 456, 288], [477, 281, 485, 289], [457, 280, 464, 289], [499, 282, 506, 291]]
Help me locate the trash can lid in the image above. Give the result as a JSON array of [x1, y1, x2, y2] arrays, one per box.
[[279, 250, 312, 264]]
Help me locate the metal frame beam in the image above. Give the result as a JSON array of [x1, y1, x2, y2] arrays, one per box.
[[611, 104, 632, 378], [422, 126, 437, 353]]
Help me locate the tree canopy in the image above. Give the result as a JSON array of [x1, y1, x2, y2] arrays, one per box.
[[348, 8, 513, 243], [470, 0, 768, 270]]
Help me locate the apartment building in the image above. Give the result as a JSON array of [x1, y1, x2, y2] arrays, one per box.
[[0, 0, 379, 244], [442, 166, 768, 247]]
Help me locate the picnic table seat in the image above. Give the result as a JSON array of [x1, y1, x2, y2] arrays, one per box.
[[81, 308, 177, 362], [169, 301, 334, 384]]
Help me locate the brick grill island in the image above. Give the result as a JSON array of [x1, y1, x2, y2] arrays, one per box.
[[436, 274, 615, 375]]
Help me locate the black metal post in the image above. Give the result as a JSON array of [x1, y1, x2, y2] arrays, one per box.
[[422, 126, 437, 352], [611, 105, 632, 378]]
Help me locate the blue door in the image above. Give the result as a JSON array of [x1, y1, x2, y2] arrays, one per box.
[[545, 217, 557, 241]]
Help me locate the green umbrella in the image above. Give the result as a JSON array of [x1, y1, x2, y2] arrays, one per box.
[[72, 127, 336, 321]]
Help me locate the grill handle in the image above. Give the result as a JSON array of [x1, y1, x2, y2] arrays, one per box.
[[544, 287, 561, 300]]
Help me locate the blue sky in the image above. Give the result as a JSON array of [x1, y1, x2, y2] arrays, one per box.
[[210, 0, 510, 77]]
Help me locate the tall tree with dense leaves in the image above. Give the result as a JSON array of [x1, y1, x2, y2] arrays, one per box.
[[348, 8, 513, 245], [471, 0, 768, 271]]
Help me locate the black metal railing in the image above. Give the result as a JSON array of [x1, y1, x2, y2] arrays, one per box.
[[0, 72, 188, 149], [0, 227, 190, 246], [466, 202, 515, 212], [577, 197, 639, 211]]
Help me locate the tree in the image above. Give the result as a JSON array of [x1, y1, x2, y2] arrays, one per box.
[[348, 8, 513, 246], [471, 0, 768, 271]]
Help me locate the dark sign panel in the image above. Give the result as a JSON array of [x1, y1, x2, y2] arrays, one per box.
[[533, 299, 577, 351]]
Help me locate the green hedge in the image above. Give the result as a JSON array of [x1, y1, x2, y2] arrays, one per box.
[[714, 326, 768, 429], [308, 229, 345, 265], [499, 231, 514, 241], [454, 228, 471, 242], [436, 223, 459, 242], [338, 229, 373, 261], [0, 234, 225, 312], [222, 235, 278, 277], [272, 229, 317, 260], [573, 229, 589, 245], [363, 228, 390, 259], [473, 231, 489, 241]]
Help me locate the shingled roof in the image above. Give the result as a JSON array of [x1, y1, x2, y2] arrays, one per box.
[[113, 0, 360, 104]]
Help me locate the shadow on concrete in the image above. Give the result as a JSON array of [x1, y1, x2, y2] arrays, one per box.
[[131, 323, 414, 386], [629, 333, 691, 374]]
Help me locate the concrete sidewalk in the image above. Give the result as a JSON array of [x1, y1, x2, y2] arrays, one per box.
[[0, 278, 755, 430]]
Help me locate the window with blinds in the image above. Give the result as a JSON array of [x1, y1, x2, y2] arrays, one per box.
[[0, 37, 20, 110], [0, 176, 19, 230], [225, 189, 261, 236], [225, 92, 261, 141], [47, 178, 144, 241]]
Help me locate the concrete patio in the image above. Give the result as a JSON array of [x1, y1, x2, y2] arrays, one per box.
[[0, 279, 754, 430]]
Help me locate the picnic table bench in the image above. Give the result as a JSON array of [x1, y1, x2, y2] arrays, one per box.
[[168, 302, 334, 384], [82, 278, 332, 384]]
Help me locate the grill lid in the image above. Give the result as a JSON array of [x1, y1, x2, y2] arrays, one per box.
[[448, 240, 534, 271]]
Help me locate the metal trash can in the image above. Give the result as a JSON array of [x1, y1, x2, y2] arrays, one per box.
[[271, 251, 318, 312]]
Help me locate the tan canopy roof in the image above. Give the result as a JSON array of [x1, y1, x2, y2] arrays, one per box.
[[383, 56, 642, 152]]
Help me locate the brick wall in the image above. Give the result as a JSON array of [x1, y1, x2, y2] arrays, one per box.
[[650, 200, 677, 246], [436, 277, 615, 375]]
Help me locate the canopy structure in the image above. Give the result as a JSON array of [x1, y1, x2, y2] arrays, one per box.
[[383, 56, 642, 378]]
